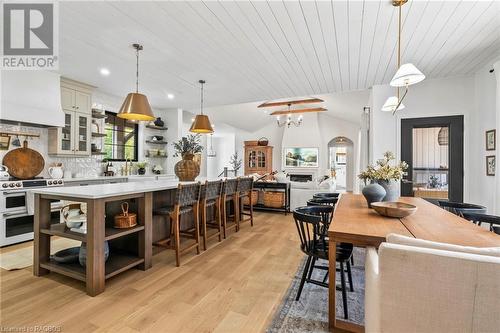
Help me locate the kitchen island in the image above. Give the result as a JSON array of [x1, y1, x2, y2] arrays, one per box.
[[33, 180, 191, 296]]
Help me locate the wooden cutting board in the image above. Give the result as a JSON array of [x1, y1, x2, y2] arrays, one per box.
[[2, 140, 44, 179]]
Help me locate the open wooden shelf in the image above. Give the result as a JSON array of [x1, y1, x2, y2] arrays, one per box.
[[40, 250, 144, 281], [41, 223, 145, 242], [91, 152, 107, 156], [145, 125, 168, 130], [145, 154, 167, 158], [91, 132, 107, 138], [91, 111, 107, 119], [145, 140, 168, 145]]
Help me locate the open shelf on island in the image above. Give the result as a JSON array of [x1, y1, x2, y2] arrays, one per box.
[[145, 140, 168, 144], [145, 125, 168, 130], [91, 132, 107, 138], [41, 223, 145, 242], [40, 250, 144, 281]]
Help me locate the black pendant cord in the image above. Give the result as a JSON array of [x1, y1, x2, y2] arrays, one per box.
[[136, 47, 139, 93], [199, 80, 206, 115]]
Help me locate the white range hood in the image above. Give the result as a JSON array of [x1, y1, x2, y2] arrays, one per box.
[[0, 71, 65, 127]]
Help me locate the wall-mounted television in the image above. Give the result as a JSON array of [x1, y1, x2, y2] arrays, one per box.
[[283, 147, 319, 168]]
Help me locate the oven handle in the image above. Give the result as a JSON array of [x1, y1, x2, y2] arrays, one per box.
[[2, 211, 30, 219], [3, 191, 26, 197]]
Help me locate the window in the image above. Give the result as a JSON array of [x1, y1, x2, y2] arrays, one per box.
[[103, 111, 138, 161]]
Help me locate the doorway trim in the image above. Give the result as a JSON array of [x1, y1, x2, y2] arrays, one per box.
[[401, 115, 464, 202]]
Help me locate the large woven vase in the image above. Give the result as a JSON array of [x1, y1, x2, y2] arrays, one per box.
[[175, 153, 200, 181]]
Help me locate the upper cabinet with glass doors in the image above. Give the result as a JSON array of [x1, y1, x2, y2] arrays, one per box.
[[48, 78, 94, 156]]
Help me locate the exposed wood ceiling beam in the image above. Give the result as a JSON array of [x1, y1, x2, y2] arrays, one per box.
[[270, 107, 327, 115], [258, 98, 324, 108]]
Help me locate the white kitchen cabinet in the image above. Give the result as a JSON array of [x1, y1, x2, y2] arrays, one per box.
[[48, 78, 94, 156]]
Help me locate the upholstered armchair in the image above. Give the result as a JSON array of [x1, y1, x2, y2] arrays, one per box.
[[365, 234, 500, 333]]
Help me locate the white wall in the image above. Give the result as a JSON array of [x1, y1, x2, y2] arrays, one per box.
[[370, 76, 474, 201]]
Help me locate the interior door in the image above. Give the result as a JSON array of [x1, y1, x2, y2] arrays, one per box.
[[401, 116, 464, 203]]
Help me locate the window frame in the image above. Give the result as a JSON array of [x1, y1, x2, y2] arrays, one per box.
[[103, 111, 139, 162]]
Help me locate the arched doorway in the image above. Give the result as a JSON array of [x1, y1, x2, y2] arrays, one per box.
[[328, 136, 354, 191]]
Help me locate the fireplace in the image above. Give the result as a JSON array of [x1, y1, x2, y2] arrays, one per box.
[[289, 174, 313, 182]]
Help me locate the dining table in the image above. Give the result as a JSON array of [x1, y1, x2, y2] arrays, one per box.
[[328, 193, 500, 332]]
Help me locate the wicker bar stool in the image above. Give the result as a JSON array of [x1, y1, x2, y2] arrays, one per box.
[[199, 180, 223, 250], [154, 182, 201, 267], [237, 177, 254, 229], [221, 178, 239, 238]]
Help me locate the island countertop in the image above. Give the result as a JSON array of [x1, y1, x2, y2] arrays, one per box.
[[32, 180, 193, 199]]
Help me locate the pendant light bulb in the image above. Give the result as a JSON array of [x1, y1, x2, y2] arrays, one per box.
[[190, 80, 214, 134]]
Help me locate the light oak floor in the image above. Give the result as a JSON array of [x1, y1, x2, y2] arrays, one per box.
[[0, 212, 304, 333]]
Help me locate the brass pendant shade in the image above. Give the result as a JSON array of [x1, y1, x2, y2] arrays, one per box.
[[190, 114, 213, 133], [189, 79, 214, 134], [118, 43, 155, 121], [118, 92, 155, 121]]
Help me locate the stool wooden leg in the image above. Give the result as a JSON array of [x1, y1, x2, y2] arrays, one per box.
[[201, 203, 207, 251], [172, 212, 181, 267], [216, 199, 222, 242], [234, 197, 240, 232], [250, 197, 254, 227], [222, 197, 227, 239], [193, 204, 200, 255]]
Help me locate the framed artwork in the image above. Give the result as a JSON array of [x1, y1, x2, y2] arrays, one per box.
[[486, 129, 496, 151], [284, 147, 319, 168], [486, 155, 495, 176], [0, 135, 10, 150]]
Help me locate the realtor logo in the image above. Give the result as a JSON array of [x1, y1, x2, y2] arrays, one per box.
[[1, 1, 58, 69]]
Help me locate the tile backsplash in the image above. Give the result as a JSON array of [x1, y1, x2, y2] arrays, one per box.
[[0, 123, 110, 178]]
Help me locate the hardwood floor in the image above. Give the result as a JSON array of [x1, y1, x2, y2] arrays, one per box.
[[0, 212, 303, 332]]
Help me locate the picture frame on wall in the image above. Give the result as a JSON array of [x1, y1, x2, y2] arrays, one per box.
[[486, 129, 496, 151], [486, 155, 495, 176], [284, 147, 319, 168]]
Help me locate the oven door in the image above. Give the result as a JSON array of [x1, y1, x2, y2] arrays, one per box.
[[0, 211, 34, 246], [0, 191, 27, 214]]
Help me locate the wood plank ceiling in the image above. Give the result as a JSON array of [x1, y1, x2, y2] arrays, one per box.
[[59, 1, 500, 112]]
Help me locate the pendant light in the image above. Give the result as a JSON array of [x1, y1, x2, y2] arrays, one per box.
[[118, 43, 155, 121], [207, 134, 217, 157], [190, 80, 214, 134], [382, 0, 425, 114]]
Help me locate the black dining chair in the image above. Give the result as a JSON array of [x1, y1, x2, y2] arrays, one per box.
[[438, 201, 486, 217], [461, 212, 500, 235], [293, 206, 353, 319]]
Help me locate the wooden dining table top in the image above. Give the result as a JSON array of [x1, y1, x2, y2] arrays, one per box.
[[328, 193, 500, 248]]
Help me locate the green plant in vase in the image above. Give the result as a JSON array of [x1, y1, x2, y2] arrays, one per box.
[[172, 134, 203, 181], [136, 161, 147, 175]]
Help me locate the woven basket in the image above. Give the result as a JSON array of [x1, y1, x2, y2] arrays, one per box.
[[263, 191, 284, 208], [244, 140, 259, 146], [114, 202, 137, 229], [242, 190, 258, 206]]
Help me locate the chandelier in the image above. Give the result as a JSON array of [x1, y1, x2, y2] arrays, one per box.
[[382, 0, 425, 114], [276, 104, 303, 127]]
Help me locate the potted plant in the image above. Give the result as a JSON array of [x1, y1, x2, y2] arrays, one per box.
[[358, 151, 408, 206], [172, 134, 203, 181], [136, 161, 147, 175], [229, 152, 242, 177]]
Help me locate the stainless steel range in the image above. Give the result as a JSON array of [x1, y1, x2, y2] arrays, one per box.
[[0, 179, 64, 247]]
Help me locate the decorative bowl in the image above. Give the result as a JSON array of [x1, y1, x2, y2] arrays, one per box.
[[371, 202, 417, 218], [51, 247, 80, 263]]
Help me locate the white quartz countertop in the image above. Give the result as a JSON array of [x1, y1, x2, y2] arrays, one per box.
[[32, 180, 190, 199]]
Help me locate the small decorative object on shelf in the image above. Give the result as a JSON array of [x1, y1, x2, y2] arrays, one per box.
[[114, 202, 137, 229], [258, 137, 269, 146], [79, 241, 109, 267], [136, 161, 147, 175], [173, 134, 203, 181], [152, 164, 163, 175], [154, 117, 165, 127], [359, 151, 408, 204]]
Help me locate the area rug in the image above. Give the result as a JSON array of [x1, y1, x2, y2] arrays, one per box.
[[0, 238, 81, 270], [267, 248, 365, 333]]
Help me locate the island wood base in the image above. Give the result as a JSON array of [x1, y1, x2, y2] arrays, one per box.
[[34, 192, 152, 296]]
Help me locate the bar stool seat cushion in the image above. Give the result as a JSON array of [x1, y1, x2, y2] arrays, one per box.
[[154, 205, 193, 215]]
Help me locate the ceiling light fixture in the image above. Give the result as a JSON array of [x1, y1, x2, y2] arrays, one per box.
[[276, 104, 303, 128], [382, 0, 425, 114], [189, 80, 214, 134], [100, 68, 110, 76], [207, 134, 217, 157], [117, 43, 155, 121], [167, 93, 175, 100]]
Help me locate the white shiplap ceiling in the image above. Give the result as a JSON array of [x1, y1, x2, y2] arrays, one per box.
[[59, 1, 500, 115]]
